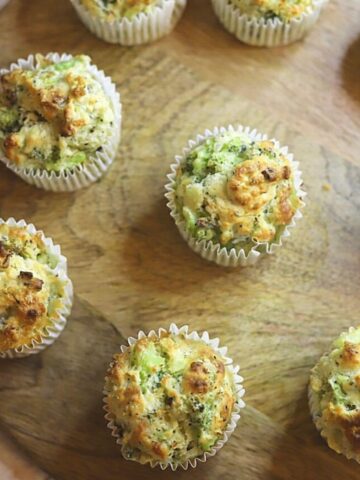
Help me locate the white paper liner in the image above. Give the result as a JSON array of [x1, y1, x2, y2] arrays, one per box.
[[103, 323, 245, 470], [0, 0, 9, 11], [308, 329, 360, 464], [165, 125, 305, 267], [0, 218, 73, 359], [211, 0, 328, 47], [0, 53, 122, 192], [70, 0, 187, 46]]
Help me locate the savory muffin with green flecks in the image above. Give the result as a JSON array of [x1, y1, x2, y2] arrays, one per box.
[[310, 327, 360, 462], [81, 0, 160, 20], [229, 0, 316, 22], [0, 223, 71, 353], [104, 333, 237, 465], [0, 55, 114, 172], [174, 130, 302, 254]]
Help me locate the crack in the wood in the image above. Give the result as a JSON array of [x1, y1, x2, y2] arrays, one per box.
[[75, 296, 126, 344]]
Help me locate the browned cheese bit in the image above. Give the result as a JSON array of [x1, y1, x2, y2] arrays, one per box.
[[0, 241, 12, 268], [261, 167, 277, 181], [19, 271, 44, 291]]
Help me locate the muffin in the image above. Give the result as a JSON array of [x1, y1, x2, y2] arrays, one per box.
[[165, 125, 304, 267], [0, 53, 121, 191], [104, 324, 245, 470], [211, 0, 328, 47], [70, 0, 187, 45], [309, 326, 360, 463], [0, 218, 73, 358]]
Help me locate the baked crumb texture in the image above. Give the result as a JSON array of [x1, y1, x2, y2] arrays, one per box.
[[174, 130, 302, 254], [310, 327, 360, 462], [0, 55, 114, 172], [0, 223, 69, 353], [105, 332, 238, 466]]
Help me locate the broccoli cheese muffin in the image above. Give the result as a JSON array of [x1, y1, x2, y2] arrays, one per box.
[[309, 326, 360, 463], [70, 0, 187, 46], [0, 219, 73, 358], [0, 53, 121, 191], [104, 325, 244, 469], [166, 126, 304, 267], [80, 0, 160, 20], [211, 0, 327, 47]]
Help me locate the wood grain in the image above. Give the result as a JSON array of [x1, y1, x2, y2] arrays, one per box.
[[0, 432, 50, 480], [0, 0, 359, 479]]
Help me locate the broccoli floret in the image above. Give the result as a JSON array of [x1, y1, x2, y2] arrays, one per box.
[[0, 107, 21, 134]]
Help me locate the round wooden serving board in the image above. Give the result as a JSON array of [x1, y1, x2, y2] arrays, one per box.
[[0, 1, 360, 479]]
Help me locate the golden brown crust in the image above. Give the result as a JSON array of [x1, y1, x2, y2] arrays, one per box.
[[105, 334, 236, 465], [339, 342, 360, 369], [216, 390, 235, 432], [325, 405, 360, 452], [0, 242, 12, 268], [183, 361, 210, 394], [3, 134, 21, 164], [227, 154, 293, 214], [0, 54, 116, 174], [0, 287, 47, 350], [151, 441, 168, 460], [0, 224, 66, 352], [271, 185, 295, 225], [176, 132, 302, 248], [2, 68, 89, 137], [228, 158, 273, 210], [310, 327, 360, 458], [183, 348, 226, 395]]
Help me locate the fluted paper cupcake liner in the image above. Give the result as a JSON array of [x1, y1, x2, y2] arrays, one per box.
[[308, 330, 360, 464], [103, 323, 245, 470], [165, 125, 305, 267], [211, 0, 328, 47], [70, 0, 187, 46], [0, 218, 73, 359], [0, 53, 121, 192]]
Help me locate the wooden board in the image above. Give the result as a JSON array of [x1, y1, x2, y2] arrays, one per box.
[[0, 0, 360, 479]]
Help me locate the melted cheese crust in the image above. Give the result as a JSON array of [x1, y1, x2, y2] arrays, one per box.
[[230, 0, 315, 22], [175, 132, 302, 250], [0, 224, 67, 352], [0, 55, 114, 172], [310, 327, 360, 456], [81, 0, 159, 20], [105, 333, 236, 465]]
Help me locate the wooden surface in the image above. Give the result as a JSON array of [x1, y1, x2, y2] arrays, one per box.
[[0, 0, 359, 479]]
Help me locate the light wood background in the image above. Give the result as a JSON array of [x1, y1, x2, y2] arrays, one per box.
[[0, 0, 359, 479]]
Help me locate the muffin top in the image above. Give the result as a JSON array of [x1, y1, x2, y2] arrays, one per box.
[[310, 327, 360, 456], [0, 223, 68, 352], [174, 131, 302, 253], [105, 333, 236, 465], [230, 0, 315, 22], [81, 0, 160, 21], [0, 55, 114, 172]]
